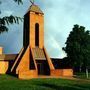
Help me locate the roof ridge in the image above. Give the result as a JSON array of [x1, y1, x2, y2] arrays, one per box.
[[26, 4, 44, 14]]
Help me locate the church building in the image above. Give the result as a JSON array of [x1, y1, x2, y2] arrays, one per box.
[[0, 3, 73, 79]]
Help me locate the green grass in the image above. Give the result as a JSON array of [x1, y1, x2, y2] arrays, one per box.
[[75, 73, 90, 79], [0, 75, 90, 90]]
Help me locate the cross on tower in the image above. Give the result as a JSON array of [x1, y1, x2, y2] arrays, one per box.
[[30, 0, 34, 5]]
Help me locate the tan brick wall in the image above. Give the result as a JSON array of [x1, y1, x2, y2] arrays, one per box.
[[51, 69, 62, 76], [18, 70, 38, 79], [30, 12, 44, 48], [0, 61, 8, 74], [50, 69, 73, 77], [0, 47, 3, 54], [16, 46, 30, 74], [61, 69, 73, 76]]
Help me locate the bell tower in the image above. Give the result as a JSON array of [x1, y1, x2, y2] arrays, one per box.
[[23, 4, 44, 48], [11, 3, 56, 79]]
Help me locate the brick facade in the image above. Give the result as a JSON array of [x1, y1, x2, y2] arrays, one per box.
[[0, 4, 73, 79]]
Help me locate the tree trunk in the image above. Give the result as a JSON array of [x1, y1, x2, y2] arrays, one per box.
[[79, 65, 82, 72], [86, 68, 89, 79]]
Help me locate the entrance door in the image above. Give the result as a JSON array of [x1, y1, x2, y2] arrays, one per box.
[[36, 60, 50, 75], [37, 63, 44, 75]]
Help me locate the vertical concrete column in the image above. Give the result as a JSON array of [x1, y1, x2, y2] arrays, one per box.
[[0, 61, 8, 74], [0, 47, 3, 54], [0, 47, 8, 74]]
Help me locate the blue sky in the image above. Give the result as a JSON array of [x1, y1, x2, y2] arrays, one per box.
[[0, 0, 90, 58]]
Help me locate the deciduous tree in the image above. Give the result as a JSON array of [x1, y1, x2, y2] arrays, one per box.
[[63, 24, 90, 78]]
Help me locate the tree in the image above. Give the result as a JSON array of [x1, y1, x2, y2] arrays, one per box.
[[63, 24, 90, 78], [0, 0, 23, 34], [82, 30, 90, 78]]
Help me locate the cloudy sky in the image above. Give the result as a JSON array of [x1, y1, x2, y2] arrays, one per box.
[[0, 0, 90, 58]]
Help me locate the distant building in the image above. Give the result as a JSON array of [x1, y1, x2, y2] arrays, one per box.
[[0, 4, 73, 79]]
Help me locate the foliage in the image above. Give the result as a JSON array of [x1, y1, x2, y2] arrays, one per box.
[[63, 24, 90, 72], [14, 0, 23, 4], [0, 0, 23, 34], [0, 75, 90, 90], [0, 15, 22, 34], [75, 72, 90, 79]]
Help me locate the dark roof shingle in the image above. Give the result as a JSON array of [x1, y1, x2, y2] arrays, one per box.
[[0, 54, 17, 61]]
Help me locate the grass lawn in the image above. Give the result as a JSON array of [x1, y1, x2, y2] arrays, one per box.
[[75, 73, 90, 79], [0, 75, 90, 90]]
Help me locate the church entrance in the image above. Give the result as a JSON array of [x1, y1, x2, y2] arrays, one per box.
[[37, 62, 44, 75], [35, 23, 39, 47], [36, 60, 50, 75]]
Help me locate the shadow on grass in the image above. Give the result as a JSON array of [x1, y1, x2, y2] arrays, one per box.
[[6, 73, 18, 78], [72, 84, 90, 90]]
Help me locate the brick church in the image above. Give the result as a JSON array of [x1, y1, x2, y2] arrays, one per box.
[[0, 3, 73, 79]]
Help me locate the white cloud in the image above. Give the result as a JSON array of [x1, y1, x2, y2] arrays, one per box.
[[3, 10, 13, 16], [43, 0, 90, 58], [0, 0, 90, 58], [45, 34, 66, 58]]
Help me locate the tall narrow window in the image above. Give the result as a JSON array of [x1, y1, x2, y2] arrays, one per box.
[[35, 23, 39, 46]]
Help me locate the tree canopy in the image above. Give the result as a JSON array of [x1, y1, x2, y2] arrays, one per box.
[[63, 24, 90, 74]]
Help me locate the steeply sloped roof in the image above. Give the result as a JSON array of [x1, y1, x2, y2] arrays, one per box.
[[27, 4, 43, 14]]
